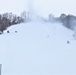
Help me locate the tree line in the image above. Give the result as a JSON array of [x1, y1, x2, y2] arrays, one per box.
[[0, 12, 27, 34], [48, 13, 76, 30]]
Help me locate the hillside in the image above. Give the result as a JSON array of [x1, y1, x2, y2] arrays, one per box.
[[0, 21, 76, 75]]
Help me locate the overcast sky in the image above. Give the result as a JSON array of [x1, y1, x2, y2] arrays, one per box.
[[0, 0, 76, 17]]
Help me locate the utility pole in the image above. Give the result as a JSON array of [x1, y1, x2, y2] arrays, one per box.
[[0, 64, 2, 75]]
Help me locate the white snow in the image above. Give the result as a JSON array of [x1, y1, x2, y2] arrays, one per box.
[[0, 0, 76, 74], [0, 20, 76, 75]]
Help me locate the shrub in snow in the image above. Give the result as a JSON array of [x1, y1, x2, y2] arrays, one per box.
[[7, 30, 9, 33], [67, 40, 70, 44], [15, 31, 17, 33]]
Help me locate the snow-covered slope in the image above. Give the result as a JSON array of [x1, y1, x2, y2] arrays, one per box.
[[0, 21, 76, 75]]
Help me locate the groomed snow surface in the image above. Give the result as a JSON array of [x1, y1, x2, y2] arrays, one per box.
[[0, 21, 76, 75]]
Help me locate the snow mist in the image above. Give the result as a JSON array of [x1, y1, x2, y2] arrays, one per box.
[[28, 0, 38, 21]]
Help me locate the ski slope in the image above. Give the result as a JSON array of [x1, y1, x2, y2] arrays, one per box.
[[0, 21, 76, 75]]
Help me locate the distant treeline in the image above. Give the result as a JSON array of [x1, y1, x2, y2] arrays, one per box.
[[0, 11, 27, 34], [0, 11, 76, 34], [48, 14, 76, 30]]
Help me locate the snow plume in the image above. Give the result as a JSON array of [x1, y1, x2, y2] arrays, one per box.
[[28, 0, 38, 21]]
